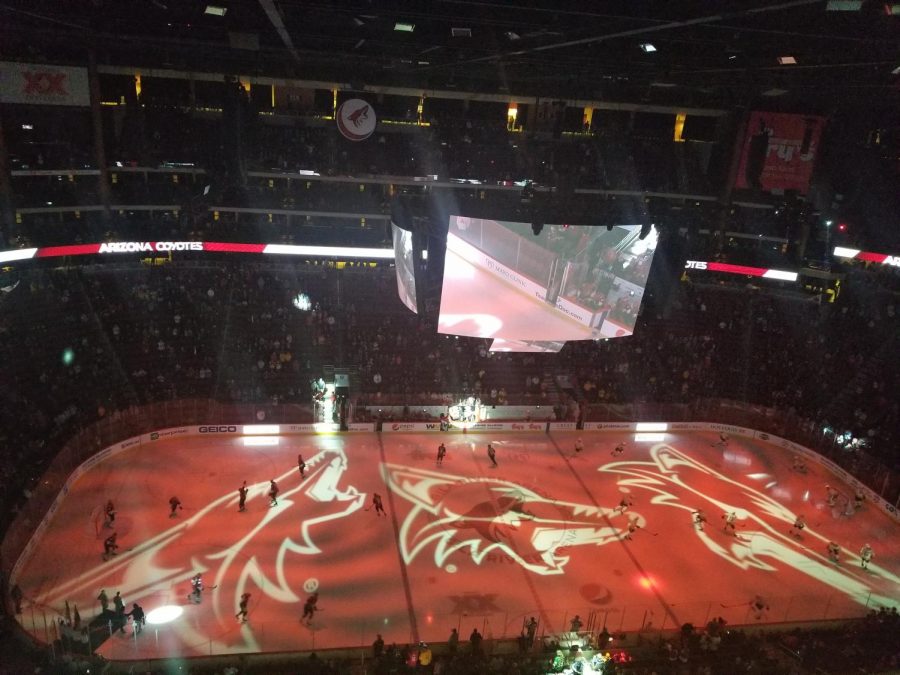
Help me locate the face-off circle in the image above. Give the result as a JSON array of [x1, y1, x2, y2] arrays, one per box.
[[580, 583, 613, 606]]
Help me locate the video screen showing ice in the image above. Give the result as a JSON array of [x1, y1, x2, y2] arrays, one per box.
[[438, 216, 658, 342], [488, 338, 565, 353]]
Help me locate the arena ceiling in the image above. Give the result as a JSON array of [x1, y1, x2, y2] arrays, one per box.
[[1, 0, 899, 110]]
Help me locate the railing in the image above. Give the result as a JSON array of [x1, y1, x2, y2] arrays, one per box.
[[30, 590, 886, 663]]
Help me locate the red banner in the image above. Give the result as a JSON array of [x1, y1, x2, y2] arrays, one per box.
[[735, 112, 825, 194]]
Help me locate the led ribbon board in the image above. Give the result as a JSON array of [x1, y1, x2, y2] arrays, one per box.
[[684, 260, 798, 281], [0, 242, 394, 264], [833, 247, 900, 267]]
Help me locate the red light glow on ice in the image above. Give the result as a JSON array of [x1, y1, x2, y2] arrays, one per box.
[[638, 576, 658, 590]]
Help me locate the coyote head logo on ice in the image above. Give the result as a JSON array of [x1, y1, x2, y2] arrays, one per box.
[[382, 463, 644, 575], [601, 444, 900, 607], [38, 445, 365, 655]]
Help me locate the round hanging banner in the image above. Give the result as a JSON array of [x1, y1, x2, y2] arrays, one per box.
[[336, 99, 376, 141]]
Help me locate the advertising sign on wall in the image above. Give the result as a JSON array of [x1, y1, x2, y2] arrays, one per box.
[[0, 62, 90, 106], [735, 112, 825, 194]]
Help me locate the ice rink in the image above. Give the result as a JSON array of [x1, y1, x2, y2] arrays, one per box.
[[437, 247, 599, 341], [12, 430, 900, 660]]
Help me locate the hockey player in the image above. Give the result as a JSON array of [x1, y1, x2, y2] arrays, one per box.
[[692, 510, 708, 531], [713, 433, 729, 449], [788, 514, 806, 538], [104, 500, 116, 528], [853, 490, 865, 511], [615, 495, 634, 514], [570, 614, 583, 633], [751, 595, 769, 620], [301, 592, 319, 624], [826, 485, 838, 508], [235, 592, 251, 622], [371, 493, 386, 517], [298, 454, 307, 478], [112, 591, 126, 634], [269, 479, 279, 506], [827, 541, 841, 563], [722, 511, 737, 536], [97, 589, 110, 612], [237, 481, 248, 512], [791, 455, 808, 473], [574, 438, 584, 454], [126, 603, 145, 635], [168, 496, 182, 518], [189, 573, 204, 603], [611, 442, 626, 457], [487, 443, 498, 467], [103, 532, 119, 560], [436, 443, 446, 466], [624, 517, 641, 540], [860, 543, 874, 570]]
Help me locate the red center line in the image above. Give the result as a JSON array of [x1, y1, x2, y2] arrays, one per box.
[[547, 434, 681, 628], [377, 435, 420, 643], [462, 437, 558, 636]]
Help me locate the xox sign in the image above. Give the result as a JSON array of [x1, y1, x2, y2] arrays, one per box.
[[0, 61, 90, 107]]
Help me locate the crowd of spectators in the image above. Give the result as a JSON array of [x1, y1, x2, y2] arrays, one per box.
[[8, 99, 720, 204], [1, 90, 898, 675], [0, 249, 897, 540], [2, 607, 896, 673]]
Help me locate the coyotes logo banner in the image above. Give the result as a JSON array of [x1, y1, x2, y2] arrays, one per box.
[[735, 112, 825, 194]]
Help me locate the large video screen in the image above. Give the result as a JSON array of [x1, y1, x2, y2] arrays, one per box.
[[392, 222, 417, 314], [488, 338, 565, 353], [438, 216, 658, 342]]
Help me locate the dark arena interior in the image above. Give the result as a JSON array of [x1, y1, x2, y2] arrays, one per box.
[[0, 1, 899, 674]]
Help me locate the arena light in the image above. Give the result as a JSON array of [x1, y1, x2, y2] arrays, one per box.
[[0, 242, 397, 264], [242, 436, 280, 446], [0, 248, 38, 263], [684, 260, 798, 282], [394, 22, 415, 32], [763, 269, 798, 281], [635, 422, 668, 432], [205, 5, 227, 16], [242, 424, 280, 435], [832, 247, 900, 267], [264, 244, 394, 259], [312, 422, 340, 433], [145, 605, 184, 625], [292, 292, 312, 311]]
